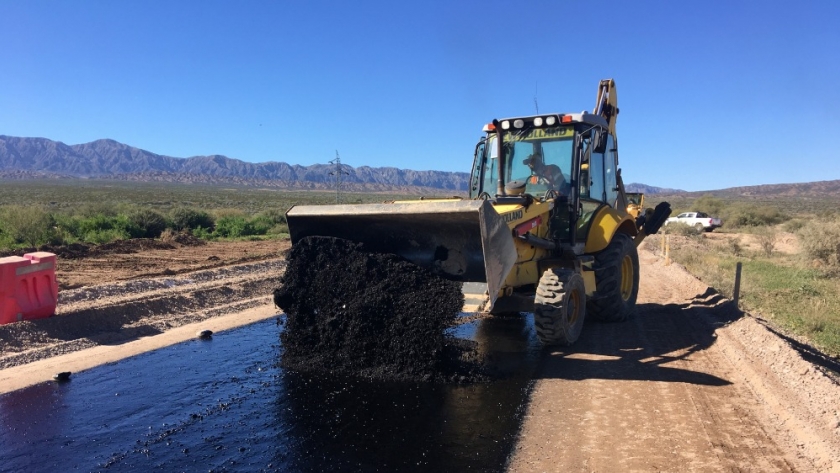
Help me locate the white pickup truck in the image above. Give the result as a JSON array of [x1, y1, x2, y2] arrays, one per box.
[[665, 211, 722, 232]]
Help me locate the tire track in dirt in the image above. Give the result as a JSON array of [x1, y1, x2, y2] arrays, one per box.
[[0, 259, 286, 370], [508, 249, 840, 472]]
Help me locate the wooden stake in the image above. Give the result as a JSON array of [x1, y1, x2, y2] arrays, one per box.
[[733, 262, 742, 307], [664, 235, 671, 266]]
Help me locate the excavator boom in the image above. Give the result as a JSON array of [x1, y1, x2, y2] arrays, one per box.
[[594, 79, 619, 141]]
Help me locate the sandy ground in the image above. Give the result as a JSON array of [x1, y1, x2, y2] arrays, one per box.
[[2, 236, 839, 471]]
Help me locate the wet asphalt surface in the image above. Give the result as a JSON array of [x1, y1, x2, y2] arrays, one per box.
[[0, 310, 542, 472]]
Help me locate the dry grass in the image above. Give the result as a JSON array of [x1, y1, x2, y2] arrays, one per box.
[[646, 231, 840, 357]]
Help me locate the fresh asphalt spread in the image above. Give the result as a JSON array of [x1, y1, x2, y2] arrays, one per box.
[[273, 236, 488, 382]]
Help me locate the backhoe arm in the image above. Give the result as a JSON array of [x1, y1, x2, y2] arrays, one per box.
[[594, 79, 619, 139]]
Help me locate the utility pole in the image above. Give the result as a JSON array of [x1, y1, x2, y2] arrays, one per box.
[[329, 150, 349, 204]]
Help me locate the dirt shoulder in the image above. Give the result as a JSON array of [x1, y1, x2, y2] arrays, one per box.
[[0, 239, 289, 392], [508, 248, 840, 472], [52, 237, 289, 290]]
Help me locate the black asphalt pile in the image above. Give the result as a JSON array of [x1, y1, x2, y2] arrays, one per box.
[[274, 236, 485, 383]]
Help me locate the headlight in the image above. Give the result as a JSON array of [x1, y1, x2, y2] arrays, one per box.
[[513, 119, 524, 128], [545, 116, 556, 126], [501, 120, 510, 130], [533, 117, 543, 127]]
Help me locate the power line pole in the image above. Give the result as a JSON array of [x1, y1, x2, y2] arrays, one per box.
[[329, 150, 349, 204]]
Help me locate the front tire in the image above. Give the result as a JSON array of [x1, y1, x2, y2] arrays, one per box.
[[587, 233, 639, 322], [534, 269, 586, 346]]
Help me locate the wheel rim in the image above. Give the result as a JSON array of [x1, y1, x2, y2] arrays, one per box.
[[620, 254, 634, 301], [567, 288, 581, 325]]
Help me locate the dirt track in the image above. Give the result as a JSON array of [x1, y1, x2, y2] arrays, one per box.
[[509, 250, 840, 472], [1, 239, 838, 471]]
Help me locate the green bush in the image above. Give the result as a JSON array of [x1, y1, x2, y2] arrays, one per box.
[[128, 208, 169, 238], [83, 228, 129, 244], [77, 201, 120, 218], [76, 214, 143, 239], [192, 226, 213, 240], [721, 203, 788, 228], [214, 215, 254, 238], [691, 195, 725, 217], [248, 215, 275, 235], [171, 207, 214, 231], [798, 218, 840, 268], [0, 205, 58, 247], [783, 219, 807, 233]]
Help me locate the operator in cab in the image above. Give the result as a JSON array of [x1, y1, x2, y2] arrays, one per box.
[[525, 153, 567, 193]]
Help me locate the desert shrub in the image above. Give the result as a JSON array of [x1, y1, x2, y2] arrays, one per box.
[[77, 201, 120, 218], [212, 208, 247, 219], [0, 205, 58, 247], [128, 208, 169, 238], [662, 222, 701, 237], [798, 218, 840, 268], [59, 213, 142, 243], [159, 228, 178, 242], [84, 228, 129, 244], [755, 229, 777, 257], [721, 203, 788, 228], [783, 219, 806, 233], [257, 208, 287, 225], [268, 223, 290, 236], [691, 195, 725, 217], [728, 237, 744, 256], [77, 214, 143, 239], [248, 215, 275, 235], [170, 207, 214, 231], [192, 226, 213, 240], [214, 215, 254, 238]]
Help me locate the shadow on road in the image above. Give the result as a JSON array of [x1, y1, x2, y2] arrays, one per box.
[[535, 290, 744, 386]]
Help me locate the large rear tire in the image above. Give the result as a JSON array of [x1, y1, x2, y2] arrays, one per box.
[[534, 269, 586, 346], [587, 233, 639, 322]]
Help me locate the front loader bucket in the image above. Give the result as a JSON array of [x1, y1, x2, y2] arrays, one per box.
[[286, 199, 517, 310]]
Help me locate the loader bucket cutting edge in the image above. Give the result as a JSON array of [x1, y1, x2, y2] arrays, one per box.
[[286, 200, 517, 310]]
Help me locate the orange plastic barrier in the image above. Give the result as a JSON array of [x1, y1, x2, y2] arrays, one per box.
[[0, 252, 58, 325]]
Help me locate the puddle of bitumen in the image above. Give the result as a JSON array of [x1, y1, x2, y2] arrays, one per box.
[[0, 313, 542, 472]]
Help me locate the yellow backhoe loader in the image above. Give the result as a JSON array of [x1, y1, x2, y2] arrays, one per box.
[[286, 79, 671, 345], [625, 192, 644, 219]]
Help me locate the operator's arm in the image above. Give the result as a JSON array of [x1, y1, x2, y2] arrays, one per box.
[[546, 165, 568, 193]]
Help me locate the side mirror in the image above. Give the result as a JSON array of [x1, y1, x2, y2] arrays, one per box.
[[593, 130, 608, 154]]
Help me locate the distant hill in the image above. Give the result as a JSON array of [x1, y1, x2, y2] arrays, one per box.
[[625, 183, 685, 194], [671, 180, 840, 198], [0, 136, 469, 193]]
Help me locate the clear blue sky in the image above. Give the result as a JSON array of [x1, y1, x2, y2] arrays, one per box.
[[2, 1, 838, 192]]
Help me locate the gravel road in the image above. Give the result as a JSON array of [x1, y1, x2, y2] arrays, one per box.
[[508, 249, 840, 472]]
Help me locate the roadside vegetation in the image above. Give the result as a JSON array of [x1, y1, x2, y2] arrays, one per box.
[[646, 194, 840, 357], [0, 180, 414, 250]]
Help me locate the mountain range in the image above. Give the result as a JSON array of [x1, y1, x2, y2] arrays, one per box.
[[2, 135, 836, 197], [0, 136, 469, 193]]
